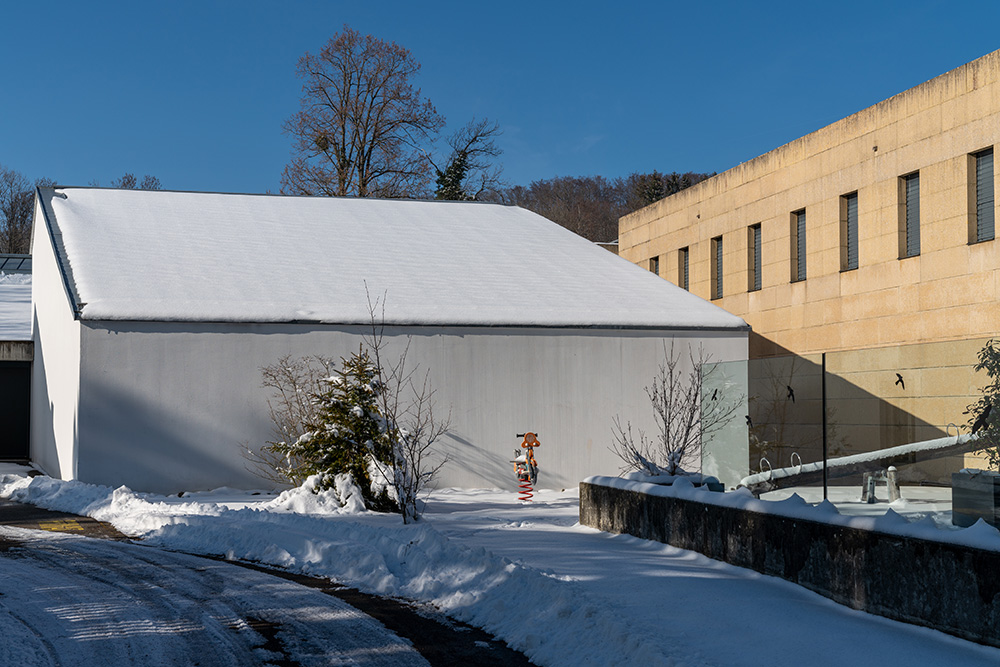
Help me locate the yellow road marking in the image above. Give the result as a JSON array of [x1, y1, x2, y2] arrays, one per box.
[[37, 520, 83, 532]]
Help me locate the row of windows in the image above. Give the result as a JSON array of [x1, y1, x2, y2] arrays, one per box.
[[648, 147, 996, 299]]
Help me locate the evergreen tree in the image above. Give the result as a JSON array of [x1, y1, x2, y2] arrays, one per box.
[[266, 346, 396, 510], [434, 151, 471, 201], [969, 339, 1000, 469], [633, 170, 666, 207]]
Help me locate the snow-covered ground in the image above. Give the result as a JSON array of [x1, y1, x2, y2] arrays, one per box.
[[2, 467, 999, 666], [0, 525, 428, 666], [761, 484, 955, 527]]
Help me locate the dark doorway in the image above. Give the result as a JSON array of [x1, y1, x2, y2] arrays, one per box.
[[0, 362, 29, 460]]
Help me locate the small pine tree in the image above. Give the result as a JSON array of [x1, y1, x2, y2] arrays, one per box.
[[968, 339, 1000, 469], [266, 346, 397, 511]]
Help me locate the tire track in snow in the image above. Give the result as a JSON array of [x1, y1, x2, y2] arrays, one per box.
[[0, 527, 429, 666]]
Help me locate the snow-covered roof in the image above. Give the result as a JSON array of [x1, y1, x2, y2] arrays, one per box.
[[37, 187, 748, 330]]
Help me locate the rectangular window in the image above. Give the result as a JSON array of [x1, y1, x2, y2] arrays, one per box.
[[748, 224, 762, 291], [678, 247, 689, 290], [711, 236, 723, 299], [973, 148, 995, 243], [841, 193, 858, 271], [791, 209, 806, 282], [649, 255, 660, 275], [899, 172, 920, 258]]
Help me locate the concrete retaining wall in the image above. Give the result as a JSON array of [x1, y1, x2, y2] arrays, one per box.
[[580, 480, 1000, 647]]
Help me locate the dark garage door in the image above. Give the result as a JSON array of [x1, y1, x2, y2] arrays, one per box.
[[0, 361, 29, 460]]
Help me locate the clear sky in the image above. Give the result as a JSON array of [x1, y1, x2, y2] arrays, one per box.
[[2, 1, 998, 194]]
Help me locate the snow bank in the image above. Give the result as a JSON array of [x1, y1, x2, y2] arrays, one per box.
[[586, 475, 1000, 551], [0, 473, 670, 667]]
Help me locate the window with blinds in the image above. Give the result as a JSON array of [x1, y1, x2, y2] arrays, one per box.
[[900, 173, 920, 258], [791, 209, 806, 282], [841, 193, 858, 271], [649, 255, 660, 275], [748, 224, 762, 291], [974, 148, 995, 243], [678, 247, 689, 290], [711, 236, 723, 299]]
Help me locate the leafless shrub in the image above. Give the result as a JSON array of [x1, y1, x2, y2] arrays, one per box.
[[364, 289, 450, 523], [611, 342, 742, 476]]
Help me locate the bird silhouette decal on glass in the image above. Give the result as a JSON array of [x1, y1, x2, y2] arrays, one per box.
[[972, 403, 992, 435], [786, 385, 795, 402], [745, 415, 753, 428], [711, 388, 718, 401], [895, 373, 905, 390]]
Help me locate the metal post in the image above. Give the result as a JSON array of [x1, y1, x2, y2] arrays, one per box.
[[822, 352, 828, 501]]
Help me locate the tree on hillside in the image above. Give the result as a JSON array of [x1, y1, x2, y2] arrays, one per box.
[[432, 118, 504, 201], [111, 173, 162, 190], [0, 167, 53, 254], [500, 175, 630, 242], [281, 25, 445, 198], [498, 170, 715, 242], [624, 170, 714, 211]]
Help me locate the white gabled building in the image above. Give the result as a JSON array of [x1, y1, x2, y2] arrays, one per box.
[[31, 187, 749, 494]]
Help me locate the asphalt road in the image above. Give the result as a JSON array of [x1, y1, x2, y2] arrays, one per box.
[[0, 500, 535, 667]]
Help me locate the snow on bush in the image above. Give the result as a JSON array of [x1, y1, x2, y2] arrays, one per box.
[[263, 473, 367, 514]]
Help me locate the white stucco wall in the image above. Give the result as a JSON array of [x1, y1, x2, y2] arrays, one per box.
[[74, 321, 747, 494], [30, 198, 81, 479]]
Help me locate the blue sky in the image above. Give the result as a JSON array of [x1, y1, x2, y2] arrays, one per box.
[[2, 1, 998, 194]]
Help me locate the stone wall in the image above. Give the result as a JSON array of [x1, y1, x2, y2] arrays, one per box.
[[580, 480, 1000, 647]]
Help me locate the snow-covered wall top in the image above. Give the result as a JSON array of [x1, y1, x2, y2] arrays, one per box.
[[38, 187, 748, 329], [0, 275, 31, 341]]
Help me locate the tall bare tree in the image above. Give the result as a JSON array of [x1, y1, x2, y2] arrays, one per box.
[[432, 118, 504, 201], [281, 26, 445, 199], [0, 167, 53, 254]]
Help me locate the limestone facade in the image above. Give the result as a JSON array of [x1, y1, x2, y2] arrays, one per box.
[[619, 50, 1000, 472]]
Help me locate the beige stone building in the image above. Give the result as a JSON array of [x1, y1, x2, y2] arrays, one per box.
[[619, 50, 1000, 478]]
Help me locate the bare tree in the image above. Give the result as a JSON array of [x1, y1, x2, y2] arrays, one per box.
[[0, 167, 53, 254], [611, 343, 742, 476], [432, 117, 504, 201], [281, 25, 445, 199], [110, 173, 162, 190], [364, 290, 450, 523], [0, 167, 32, 254]]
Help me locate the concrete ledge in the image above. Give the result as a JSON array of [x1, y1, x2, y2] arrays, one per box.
[[0, 341, 32, 362], [580, 480, 1000, 647]]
